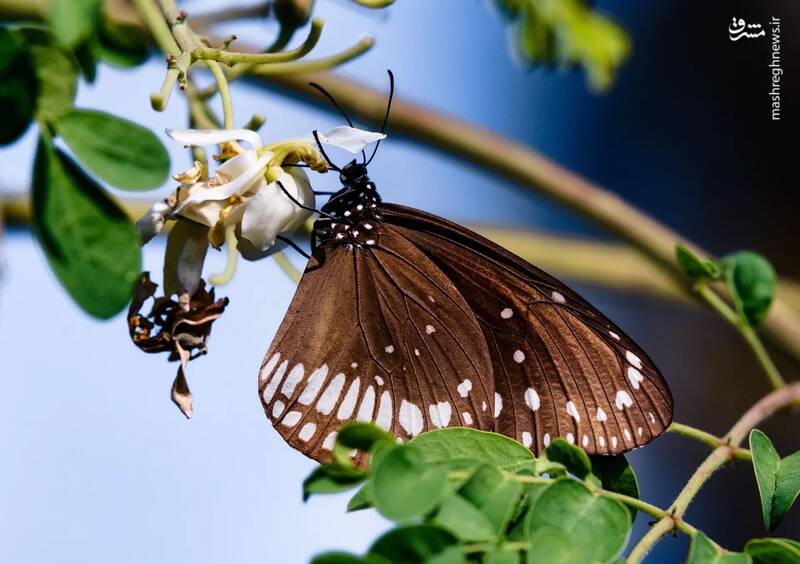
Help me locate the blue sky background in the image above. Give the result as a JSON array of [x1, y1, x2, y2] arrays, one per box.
[[1, 1, 798, 562]]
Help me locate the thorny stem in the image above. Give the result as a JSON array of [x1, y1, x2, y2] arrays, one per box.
[[627, 383, 800, 563], [667, 422, 752, 461], [695, 281, 786, 390]]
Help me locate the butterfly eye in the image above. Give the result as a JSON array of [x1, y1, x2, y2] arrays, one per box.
[[339, 173, 347, 183]]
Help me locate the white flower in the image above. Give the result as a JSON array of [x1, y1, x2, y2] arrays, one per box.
[[135, 125, 386, 292]]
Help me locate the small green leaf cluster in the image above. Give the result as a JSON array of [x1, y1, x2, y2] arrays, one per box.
[[676, 244, 776, 328], [1, 18, 169, 318], [492, 0, 630, 91], [306, 424, 641, 563], [687, 531, 800, 563]]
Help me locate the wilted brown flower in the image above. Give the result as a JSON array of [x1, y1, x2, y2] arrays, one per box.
[[127, 272, 228, 418]]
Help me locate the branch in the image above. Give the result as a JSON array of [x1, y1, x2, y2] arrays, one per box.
[[627, 383, 800, 562]]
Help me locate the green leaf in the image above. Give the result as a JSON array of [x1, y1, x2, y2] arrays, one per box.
[[750, 429, 800, 531], [18, 27, 78, 124], [368, 525, 461, 564], [686, 531, 751, 563], [0, 26, 38, 145], [590, 454, 640, 521], [744, 538, 800, 564], [433, 494, 496, 542], [501, 0, 630, 91], [347, 485, 374, 512], [526, 527, 594, 564], [526, 479, 630, 562], [487, 549, 521, 564], [31, 134, 141, 318], [546, 438, 592, 479], [676, 243, 721, 280], [508, 482, 551, 541], [49, 0, 101, 48], [723, 252, 776, 327], [55, 109, 170, 190], [371, 445, 448, 521], [302, 465, 365, 501], [457, 464, 524, 533], [94, 18, 149, 68], [409, 428, 534, 472], [310, 552, 387, 564]]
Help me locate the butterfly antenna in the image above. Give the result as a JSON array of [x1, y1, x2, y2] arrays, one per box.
[[309, 81, 367, 164], [277, 180, 348, 224], [276, 235, 311, 260], [366, 69, 395, 166], [312, 130, 341, 172]]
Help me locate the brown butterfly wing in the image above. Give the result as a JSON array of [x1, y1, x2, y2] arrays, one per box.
[[380, 203, 674, 455], [259, 224, 495, 462]]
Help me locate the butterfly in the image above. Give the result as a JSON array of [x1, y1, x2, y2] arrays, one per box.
[[258, 72, 673, 462]]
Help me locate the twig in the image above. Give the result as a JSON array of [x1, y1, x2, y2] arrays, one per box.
[[627, 383, 800, 562], [667, 422, 752, 461]]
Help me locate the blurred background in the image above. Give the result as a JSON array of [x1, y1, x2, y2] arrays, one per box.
[[0, 0, 797, 562]]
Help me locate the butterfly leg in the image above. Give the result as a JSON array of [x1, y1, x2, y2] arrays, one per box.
[[276, 235, 311, 259]]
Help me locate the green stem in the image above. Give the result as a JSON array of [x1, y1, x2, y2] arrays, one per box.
[[626, 383, 800, 562], [351, 0, 396, 6], [273, 251, 302, 283], [695, 281, 785, 390], [150, 67, 179, 111], [206, 60, 234, 128], [132, 0, 180, 55], [193, 18, 323, 66], [668, 422, 752, 461], [249, 37, 374, 75]]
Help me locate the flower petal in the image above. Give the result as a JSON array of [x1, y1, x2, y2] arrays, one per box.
[[240, 168, 314, 252], [173, 153, 271, 213], [302, 126, 386, 153], [166, 128, 263, 150], [164, 219, 209, 296], [136, 200, 171, 244]]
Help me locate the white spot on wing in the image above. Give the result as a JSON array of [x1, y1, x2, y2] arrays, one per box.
[[399, 400, 424, 436], [494, 393, 503, 417], [626, 350, 643, 369], [615, 390, 633, 410], [375, 375, 384, 386], [317, 373, 346, 415], [429, 402, 452, 428], [299, 423, 317, 442], [356, 385, 376, 422], [262, 360, 288, 403], [627, 366, 644, 390], [524, 388, 540, 411], [414, 348, 420, 357], [457, 379, 472, 398], [298, 364, 329, 405], [522, 432, 532, 448], [624, 429, 632, 442], [259, 352, 281, 385], [463, 412, 473, 425], [482, 401, 488, 412], [551, 291, 566, 303], [385, 345, 395, 354], [611, 436, 618, 449], [425, 324, 435, 334], [543, 433, 551, 447], [322, 432, 336, 451], [513, 350, 525, 363], [648, 411, 656, 424], [596, 407, 608, 422], [582, 435, 589, 447], [500, 308, 513, 319], [337, 377, 361, 420], [282, 411, 301, 427], [280, 363, 305, 398], [566, 401, 581, 422], [566, 433, 575, 444], [351, 362, 358, 369], [638, 427, 643, 437], [376, 391, 392, 431], [609, 330, 620, 340], [272, 400, 285, 418], [598, 436, 606, 448]]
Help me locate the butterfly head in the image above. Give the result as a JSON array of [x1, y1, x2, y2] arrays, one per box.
[[339, 160, 369, 186]]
